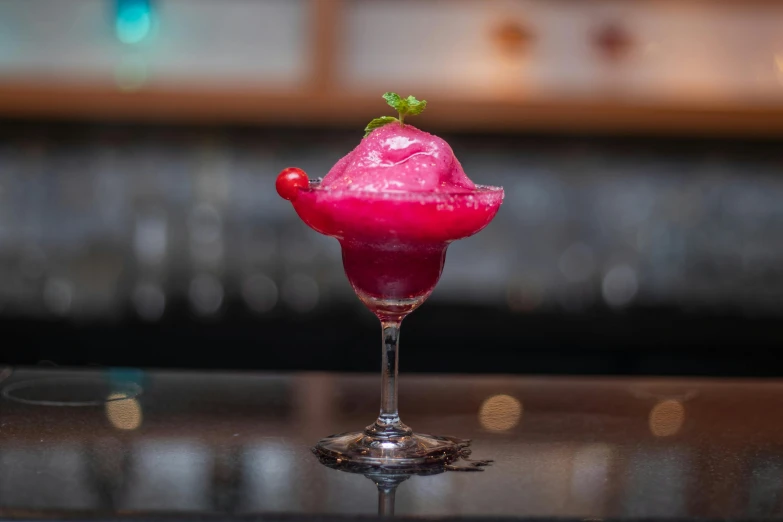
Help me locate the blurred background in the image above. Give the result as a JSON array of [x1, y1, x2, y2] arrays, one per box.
[[0, 0, 782, 375]]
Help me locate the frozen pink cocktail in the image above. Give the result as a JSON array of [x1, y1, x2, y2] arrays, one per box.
[[280, 116, 503, 318], [276, 93, 503, 469]]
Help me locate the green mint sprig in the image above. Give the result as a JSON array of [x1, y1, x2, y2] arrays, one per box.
[[364, 92, 427, 138]]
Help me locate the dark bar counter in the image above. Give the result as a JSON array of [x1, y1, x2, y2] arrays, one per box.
[[0, 368, 782, 520]]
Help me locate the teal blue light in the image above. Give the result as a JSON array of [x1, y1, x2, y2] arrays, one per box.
[[115, 1, 152, 44]]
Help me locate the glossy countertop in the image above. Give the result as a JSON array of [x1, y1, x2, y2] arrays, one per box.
[[0, 367, 782, 520]]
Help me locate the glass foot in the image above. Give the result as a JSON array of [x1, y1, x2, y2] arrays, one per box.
[[313, 430, 470, 471]]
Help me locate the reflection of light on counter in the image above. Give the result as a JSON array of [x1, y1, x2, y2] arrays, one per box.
[[649, 399, 684, 437], [121, 440, 212, 510], [407, 468, 456, 513], [479, 394, 522, 432], [240, 442, 296, 511], [625, 446, 688, 515], [106, 393, 142, 430], [0, 445, 95, 508], [776, 53, 783, 73], [571, 444, 612, 510]]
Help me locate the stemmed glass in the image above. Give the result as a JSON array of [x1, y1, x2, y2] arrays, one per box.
[[278, 169, 503, 468]]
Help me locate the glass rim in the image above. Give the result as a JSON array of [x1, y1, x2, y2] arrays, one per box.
[[300, 182, 504, 202]]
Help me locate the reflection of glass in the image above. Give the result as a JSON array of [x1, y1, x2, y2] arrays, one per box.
[[3, 376, 141, 407], [372, 472, 414, 517], [315, 453, 445, 517], [287, 181, 503, 468]]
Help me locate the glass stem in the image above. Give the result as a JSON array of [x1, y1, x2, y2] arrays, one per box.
[[368, 319, 411, 438]]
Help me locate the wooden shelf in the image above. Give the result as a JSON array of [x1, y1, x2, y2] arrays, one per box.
[[2, 0, 783, 137], [2, 81, 783, 137]]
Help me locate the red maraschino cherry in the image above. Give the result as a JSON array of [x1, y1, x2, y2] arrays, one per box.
[[276, 167, 308, 201]]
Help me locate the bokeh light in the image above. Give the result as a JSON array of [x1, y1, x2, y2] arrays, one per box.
[[242, 274, 278, 314], [281, 274, 319, 313], [106, 392, 143, 430], [602, 265, 638, 308], [649, 399, 685, 437], [115, 0, 153, 45], [133, 282, 166, 321], [479, 394, 523, 432], [776, 53, 783, 85], [189, 274, 224, 316]]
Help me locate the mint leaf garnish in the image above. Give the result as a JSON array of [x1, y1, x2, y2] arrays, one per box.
[[402, 95, 427, 116], [364, 116, 398, 138], [383, 92, 427, 124], [382, 92, 403, 109], [363, 92, 428, 137]]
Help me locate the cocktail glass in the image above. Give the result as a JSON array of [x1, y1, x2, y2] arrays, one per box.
[[281, 174, 503, 468]]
